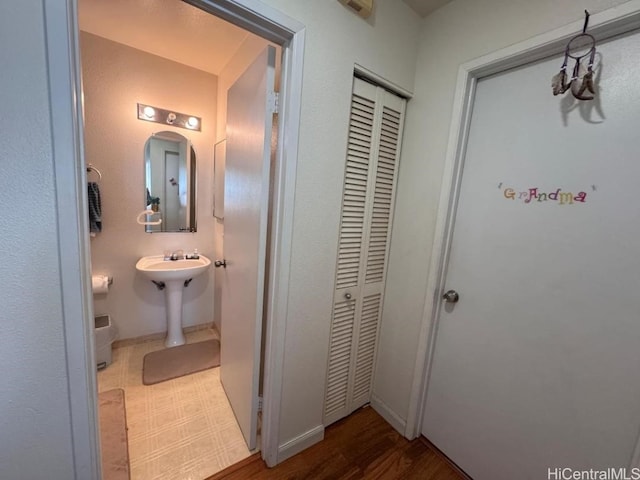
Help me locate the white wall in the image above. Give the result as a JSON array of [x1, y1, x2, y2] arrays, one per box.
[[256, 0, 422, 450], [81, 33, 218, 340], [375, 0, 633, 433], [0, 1, 76, 478]]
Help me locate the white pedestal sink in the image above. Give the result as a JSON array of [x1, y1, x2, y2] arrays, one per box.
[[135, 254, 211, 347]]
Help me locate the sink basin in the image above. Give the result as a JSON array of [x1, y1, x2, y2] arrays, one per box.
[[135, 254, 211, 348], [135, 255, 211, 282]]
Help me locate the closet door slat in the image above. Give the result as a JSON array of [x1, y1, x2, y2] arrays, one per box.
[[352, 293, 383, 406], [365, 106, 402, 285], [334, 93, 375, 290], [325, 300, 356, 423]]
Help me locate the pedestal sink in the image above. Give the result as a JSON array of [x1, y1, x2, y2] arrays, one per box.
[[135, 254, 211, 347]]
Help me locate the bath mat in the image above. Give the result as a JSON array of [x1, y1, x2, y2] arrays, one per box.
[[142, 339, 220, 385], [98, 388, 130, 480]]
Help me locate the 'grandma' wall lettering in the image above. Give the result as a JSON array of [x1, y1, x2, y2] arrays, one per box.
[[503, 187, 587, 204]]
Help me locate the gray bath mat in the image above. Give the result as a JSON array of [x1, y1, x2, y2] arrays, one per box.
[[142, 339, 220, 385]]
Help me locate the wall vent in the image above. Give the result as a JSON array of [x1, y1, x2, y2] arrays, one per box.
[[339, 0, 373, 18]]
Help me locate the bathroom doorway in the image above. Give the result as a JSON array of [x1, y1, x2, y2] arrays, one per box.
[[75, 0, 300, 476]]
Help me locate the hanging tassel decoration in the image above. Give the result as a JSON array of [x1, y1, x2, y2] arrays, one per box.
[[581, 47, 597, 100], [551, 10, 597, 101], [551, 59, 571, 95]]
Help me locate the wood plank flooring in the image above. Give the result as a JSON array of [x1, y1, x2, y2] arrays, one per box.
[[206, 406, 465, 480]]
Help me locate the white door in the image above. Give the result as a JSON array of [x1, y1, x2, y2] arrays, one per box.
[[220, 46, 276, 450], [422, 31, 640, 479], [324, 78, 406, 426], [164, 151, 180, 231]]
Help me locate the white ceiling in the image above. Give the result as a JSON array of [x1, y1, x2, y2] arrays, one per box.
[[78, 0, 253, 75], [78, 0, 452, 76], [402, 0, 453, 17]]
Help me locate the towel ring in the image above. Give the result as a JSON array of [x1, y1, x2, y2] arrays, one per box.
[[136, 209, 162, 226], [87, 164, 102, 180]]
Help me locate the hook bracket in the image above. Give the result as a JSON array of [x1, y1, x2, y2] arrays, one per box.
[[583, 10, 590, 34]]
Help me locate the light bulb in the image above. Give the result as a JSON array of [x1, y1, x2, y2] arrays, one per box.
[[187, 117, 199, 129]]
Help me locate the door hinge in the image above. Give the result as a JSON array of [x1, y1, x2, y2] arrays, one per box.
[[258, 395, 263, 412], [268, 91, 279, 114]]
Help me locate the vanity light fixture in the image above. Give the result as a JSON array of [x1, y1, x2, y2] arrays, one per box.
[[137, 103, 201, 132]]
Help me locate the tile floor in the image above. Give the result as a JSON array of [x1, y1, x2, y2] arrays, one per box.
[[97, 328, 252, 480]]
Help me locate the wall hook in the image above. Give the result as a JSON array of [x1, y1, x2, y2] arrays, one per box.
[[583, 10, 590, 34]]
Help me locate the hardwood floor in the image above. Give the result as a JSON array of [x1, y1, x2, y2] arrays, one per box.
[[206, 406, 465, 480]]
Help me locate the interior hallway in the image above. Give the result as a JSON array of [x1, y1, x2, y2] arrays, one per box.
[[206, 406, 465, 480]]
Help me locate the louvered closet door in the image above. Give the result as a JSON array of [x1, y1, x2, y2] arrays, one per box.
[[324, 78, 406, 426]]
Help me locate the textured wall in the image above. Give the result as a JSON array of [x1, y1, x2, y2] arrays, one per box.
[[376, 0, 633, 432], [81, 32, 218, 340], [0, 1, 76, 478], [256, 0, 422, 448]]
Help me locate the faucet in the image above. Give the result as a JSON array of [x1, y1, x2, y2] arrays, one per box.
[[167, 249, 184, 261]]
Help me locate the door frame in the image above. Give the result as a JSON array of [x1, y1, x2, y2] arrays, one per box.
[[43, 0, 305, 476], [405, 0, 640, 463]]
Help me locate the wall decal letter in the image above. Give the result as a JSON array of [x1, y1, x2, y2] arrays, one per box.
[[559, 192, 574, 205], [574, 192, 587, 202], [525, 188, 538, 204], [504, 188, 515, 199]]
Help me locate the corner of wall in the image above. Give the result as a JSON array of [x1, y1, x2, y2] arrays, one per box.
[[371, 394, 407, 435]]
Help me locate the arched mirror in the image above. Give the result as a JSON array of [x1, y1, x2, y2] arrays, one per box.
[[144, 131, 197, 233]]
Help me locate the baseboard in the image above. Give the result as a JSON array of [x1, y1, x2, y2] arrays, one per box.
[[112, 322, 215, 349], [420, 435, 473, 480], [277, 424, 324, 463], [370, 394, 407, 436]]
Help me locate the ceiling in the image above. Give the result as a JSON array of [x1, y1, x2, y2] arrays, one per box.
[[402, 0, 453, 17], [78, 0, 453, 76], [78, 0, 253, 75]]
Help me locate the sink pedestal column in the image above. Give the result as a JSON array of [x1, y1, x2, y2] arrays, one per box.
[[135, 255, 211, 347], [165, 280, 186, 347]]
